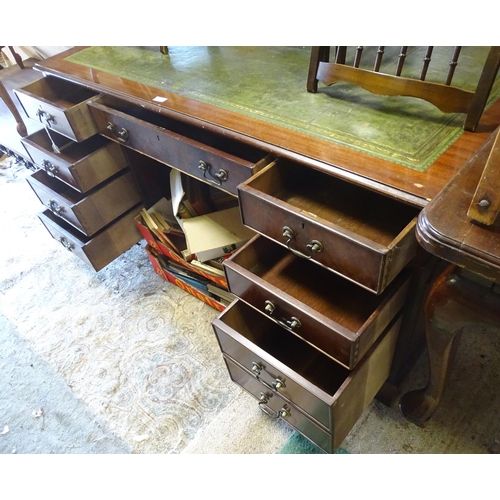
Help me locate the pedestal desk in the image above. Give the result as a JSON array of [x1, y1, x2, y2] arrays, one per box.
[[7, 46, 500, 452]]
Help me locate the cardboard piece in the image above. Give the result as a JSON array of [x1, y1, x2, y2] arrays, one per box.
[[182, 206, 255, 262]]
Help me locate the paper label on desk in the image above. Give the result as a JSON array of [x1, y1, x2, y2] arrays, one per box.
[[153, 96, 168, 103]]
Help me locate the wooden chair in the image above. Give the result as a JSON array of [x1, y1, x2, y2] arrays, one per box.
[[307, 46, 500, 132]]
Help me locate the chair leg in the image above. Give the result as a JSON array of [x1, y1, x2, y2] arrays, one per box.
[[0, 81, 27, 136], [7, 46, 25, 69], [307, 46, 330, 93], [464, 46, 500, 132]]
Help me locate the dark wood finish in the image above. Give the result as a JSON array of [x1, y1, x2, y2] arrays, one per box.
[[238, 159, 420, 293], [34, 47, 500, 207], [22, 130, 128, 193], [0, 79, 27, 136], [467, 129, 500, 225], [213, 299, 401, 453], [14, 76, 99, 142], [88, 99, 271, 196], [399, 129, 500, 425], [27, 169, 141, 236], [224, 235, 410, 369], [308, 46, 500, 132], [400, 265, 500, 425], [38, 205, 143, 272]]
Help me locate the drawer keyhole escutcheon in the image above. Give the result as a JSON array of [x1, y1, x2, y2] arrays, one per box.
[[42, 160, 59, 177], [59, 236, 74, 251], [48, 200, 65, 214], [282, 226, 323, 259], [198, 160, 228, 186], [107, 122, 129, 143], [264, 300, 302, 331]]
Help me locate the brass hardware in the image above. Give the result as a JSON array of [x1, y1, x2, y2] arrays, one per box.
[[42, 159, 58, 177], [48, 200, 64, 214], [273, 378, 286, 391], [36, 108, 55, 127], [198, 160, 228, 186], [264, 300, 275, 314], [278, 408, 290, 418], [282, 226, 323, 259], [264, 299, 302, 331], [251, 361, 263, 375], [106, 122, 129, 143], [58, 236, 74, 251], [259, 392, 269, 404]]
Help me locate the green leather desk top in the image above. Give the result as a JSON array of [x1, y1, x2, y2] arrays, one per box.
[[66, 46, 500, 172]]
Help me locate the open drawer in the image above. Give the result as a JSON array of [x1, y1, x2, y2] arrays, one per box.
[[15, 76, 100, 142], [28, 169, 141, 237], [223, 235, 410, 369], [22, 130, 128, 193], [87, 100, 272, 196], [238, 159, 420, 294], [38, 204, 144, 271], [212, 299, 401, 453]]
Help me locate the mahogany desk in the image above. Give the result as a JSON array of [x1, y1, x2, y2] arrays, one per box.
[[399, 130, 500, 425], [18, 47, 500, 411]]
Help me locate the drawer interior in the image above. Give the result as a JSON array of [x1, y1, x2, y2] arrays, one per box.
[[248, 161, 420, 246], [228, 236, 406, 333], [219, 300, 350, 395], [19, 76, 97, 108], [23, 129, 111, 164], [96, 96, 266, 164]]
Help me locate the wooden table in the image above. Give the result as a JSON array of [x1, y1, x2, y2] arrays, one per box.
[[399, 130, 500, 425], [14, 47, 500, 408]]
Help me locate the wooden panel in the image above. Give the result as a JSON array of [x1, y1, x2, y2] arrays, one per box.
[[28, 169, 141, 236], [238, 159, 419, 294], [38, 205, 143, 271], [224, 235, 410, 368], [224, 356, 334, 453], [88, 100, 271, 196], [22, 130, 129, 193], [14, 76, 99, 142], [213, 299, 402, 451]]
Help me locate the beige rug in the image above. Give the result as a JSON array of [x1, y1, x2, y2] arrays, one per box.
[[1, 155, 500, 454]]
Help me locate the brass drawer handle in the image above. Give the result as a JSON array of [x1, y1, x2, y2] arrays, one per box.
[[58, 236, 74, 251], [36, 108, 55, 127], [106, 122, 129, 143], [42, 159, 59, 177], [282, 226, 323, 259], [264, 300, 302, 331], [48, 199, 65, 214], [258, 401, 291, 420], [198, 160, 228, 186]]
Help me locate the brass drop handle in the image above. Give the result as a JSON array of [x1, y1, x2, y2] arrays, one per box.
[[258, 402, 291, 420], [263, 300, 302, 331], [282, 226, 323, 259], [48, 199, 65, 214], [251, 361, 263, 375], [58, 236, 74, 251], [106, 122, 129, 143], [198, 160, 228, 186], [36, 108, 55, 126], [42, 159, 58, 177], [272, 378, 286, 391]]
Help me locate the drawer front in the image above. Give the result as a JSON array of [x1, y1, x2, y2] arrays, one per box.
[[224, 235, 410, 369], [88, 101, 269, 196], [213, 300, 402, 450], [22, 131, 129, 193], [15, 77, 99, 142], [224, 356, 333, 453], [238, 160, 419, 294], [38, 205, 143, 271], [28, 169, 141, 236]]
